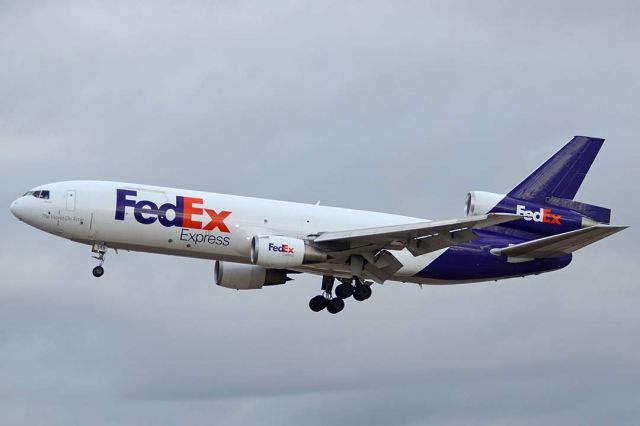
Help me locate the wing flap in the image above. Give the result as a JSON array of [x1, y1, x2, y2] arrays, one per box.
[[490, 225, 627, 259], [361, 250, 404, 283]]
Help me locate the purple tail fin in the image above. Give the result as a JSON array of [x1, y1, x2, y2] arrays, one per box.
[[508, 136, 604, 202], [503, 135, 611, 224]]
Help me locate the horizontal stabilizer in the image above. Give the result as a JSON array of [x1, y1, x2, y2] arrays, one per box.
[[490, 225, 627, 259]]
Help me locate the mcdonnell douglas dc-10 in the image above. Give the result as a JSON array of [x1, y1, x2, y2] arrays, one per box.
[[10, 136, 626, 313]]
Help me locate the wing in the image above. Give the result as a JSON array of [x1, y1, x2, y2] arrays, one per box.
[[313, 213, 520, 253], [490, 225, 627, 259], [310, 213, 521, 283]]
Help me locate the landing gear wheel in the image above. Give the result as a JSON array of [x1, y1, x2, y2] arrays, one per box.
[[91, 242, 108, 278], [353, 284, 372, 301], [92, 265, 105, 278], [335, 283, 354, 299], [309, 295, 327, 312], [326, 298, 345, 314]]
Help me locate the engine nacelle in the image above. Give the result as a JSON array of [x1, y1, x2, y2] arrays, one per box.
[[214, 261, 288, 290], [251, 235, 327, 268], [465, 191, 505, 216]]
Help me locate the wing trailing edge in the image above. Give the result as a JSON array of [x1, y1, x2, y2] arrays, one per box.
[[314, 213, 520, 245]]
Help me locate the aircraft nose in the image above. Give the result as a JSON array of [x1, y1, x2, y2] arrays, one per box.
[[10, 198, 22, 219]]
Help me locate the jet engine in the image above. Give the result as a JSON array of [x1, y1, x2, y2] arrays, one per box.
[[465, 191, 505, 216], [251, 235, 327, 268], [214, 261, 289, 290]]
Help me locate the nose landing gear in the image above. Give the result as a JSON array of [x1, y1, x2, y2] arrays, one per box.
[[91, 242, 107, 278]]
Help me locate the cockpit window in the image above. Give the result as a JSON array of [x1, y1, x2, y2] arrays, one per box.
[[24, 190, 50, 199]]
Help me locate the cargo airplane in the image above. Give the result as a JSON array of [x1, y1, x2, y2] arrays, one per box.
[[10, 136, 626, 313]]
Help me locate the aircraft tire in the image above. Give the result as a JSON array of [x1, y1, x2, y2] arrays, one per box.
[[326, 298, 345, 314], [353, 284, 371, 301], [309, 295, 327, 312], [92, 265, 105, 278], [335, 283, 354, 299]]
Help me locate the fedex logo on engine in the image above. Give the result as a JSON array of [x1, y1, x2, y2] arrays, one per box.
[[516, 204, 561, 224], [115, 189, 231, 232], [268, 243, 295, 254]]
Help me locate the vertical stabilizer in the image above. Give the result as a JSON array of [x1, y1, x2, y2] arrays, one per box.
[[508, 136, 604, 202]]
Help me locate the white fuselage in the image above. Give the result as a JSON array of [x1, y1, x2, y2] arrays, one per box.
[[10, 181, 445, 283]]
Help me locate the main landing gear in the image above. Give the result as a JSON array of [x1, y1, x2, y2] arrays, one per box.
[[91, 242, 107, 278], [308, 275, 372, 314]]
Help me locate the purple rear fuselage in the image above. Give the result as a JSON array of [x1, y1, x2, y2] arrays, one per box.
[[417, 229, 572, 282]]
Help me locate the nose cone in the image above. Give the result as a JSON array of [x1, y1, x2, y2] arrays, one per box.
[[10, 198, 22, 220]]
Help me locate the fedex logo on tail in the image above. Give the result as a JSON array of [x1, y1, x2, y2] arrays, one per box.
[[516, 204, 561, 224], [115, 189, 231, 232], [268, 243, 295, 254]]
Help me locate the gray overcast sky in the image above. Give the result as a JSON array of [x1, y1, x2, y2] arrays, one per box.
[[1, 1, 639, 425]]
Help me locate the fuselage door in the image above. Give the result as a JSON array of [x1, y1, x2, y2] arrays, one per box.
[[66, 190, 76, 211]]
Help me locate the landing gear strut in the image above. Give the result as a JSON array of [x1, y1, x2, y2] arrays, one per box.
[[91, 242, 107, 278], [308, 276, 373, 313]]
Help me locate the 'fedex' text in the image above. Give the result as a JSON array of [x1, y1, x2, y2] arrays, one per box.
[[516, 204, 561, 224], [115, 189, 232, 231], [268, 243, 295, 254]]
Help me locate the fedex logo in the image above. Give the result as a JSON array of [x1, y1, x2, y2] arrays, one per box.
[[268, 243, 295, 254], [516, 204, 561, 225], [115, 189, 231, 232]]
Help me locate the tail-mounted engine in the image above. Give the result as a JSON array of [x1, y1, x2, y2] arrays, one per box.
[[465, 191, 505, 216]]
